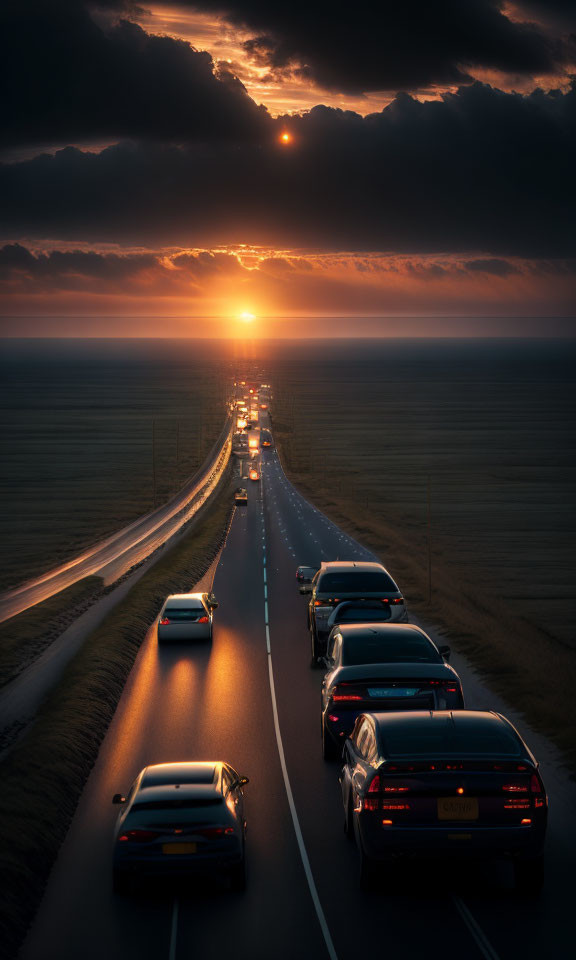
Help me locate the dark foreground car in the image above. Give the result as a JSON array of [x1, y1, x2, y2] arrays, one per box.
[[340, 711, 547, 892], [321, 624, 460, 759], [112, 762, 249, 893]]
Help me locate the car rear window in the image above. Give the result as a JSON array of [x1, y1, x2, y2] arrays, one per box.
[[132, 798, 223, 810], [342, 636, 441, 665], [143, 767, 215, 785], [163, 608, 204, 621], [318, 572, 398, 593], [336, 607, 391, 623], [382, 724, 522, 758]]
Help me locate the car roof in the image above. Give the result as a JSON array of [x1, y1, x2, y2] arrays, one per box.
[[164, 594, 206, 607], [141, 762, 218, 787], [333, 662, 456, 681], [367, 710, 530, 758], [336, 623, 432, 641], [320, 561, 386, 572]]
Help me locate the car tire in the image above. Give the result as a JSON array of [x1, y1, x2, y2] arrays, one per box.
[[514, 855, 544, 896], [229, 856, 247, 892], [113, 869, 131, 895], [322, 721, 340, 761]]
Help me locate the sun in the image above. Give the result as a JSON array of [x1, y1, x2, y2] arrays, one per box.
[[238, 311, 255, 322], [279, 131, 292, 145]]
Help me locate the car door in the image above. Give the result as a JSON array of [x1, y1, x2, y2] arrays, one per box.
[[322, 634, 342, 707]]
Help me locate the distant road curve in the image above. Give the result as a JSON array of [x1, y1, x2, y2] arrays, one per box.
[[0, 415, 234, 625]]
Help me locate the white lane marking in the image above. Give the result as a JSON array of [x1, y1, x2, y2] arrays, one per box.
[[168, 898, 179, 960], [266, 640, 339, 960], [453, 897, 501, 960], [264, 600, 269, 623], [261, 505, 338, 960]]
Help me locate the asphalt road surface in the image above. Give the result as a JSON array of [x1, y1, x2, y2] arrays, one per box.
[[21, 416, 575, 960]]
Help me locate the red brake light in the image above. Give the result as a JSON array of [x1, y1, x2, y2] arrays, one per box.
[[392, 598, 404, 604], [197, 615, 209, 623], [332, 685, 363, 701], [503, 784, 528, 792], [363, 774, 380, 811], [160, 618, 170, 625], [118, 830, 159, 843], [530, 774, 542, 793]]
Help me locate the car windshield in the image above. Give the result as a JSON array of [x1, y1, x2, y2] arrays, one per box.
[[336, 607, 390, 622], [319, 572, 398, 593], [164, 608, 204, 620], [382, 725, 522, 758], [342, 637, 441, 665]]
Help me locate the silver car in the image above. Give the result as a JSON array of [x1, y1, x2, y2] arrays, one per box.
[[157, 593, 218, 644]]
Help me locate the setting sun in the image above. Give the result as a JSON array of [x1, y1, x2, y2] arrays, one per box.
[[280, 132, 292, 144], [239, 312, 255, 322]]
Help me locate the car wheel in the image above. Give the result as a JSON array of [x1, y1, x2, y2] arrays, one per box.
[[113, 869, 131, 895], [322, 721, 340, 761], [514, 856, 544, 895], [229, 856, 247, 892]]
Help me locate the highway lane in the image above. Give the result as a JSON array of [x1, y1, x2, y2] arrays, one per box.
[[20, 412, 575, 960], [0, 418, 233, 625]]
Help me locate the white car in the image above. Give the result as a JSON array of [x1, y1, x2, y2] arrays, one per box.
[[158, 593, 218, 644]]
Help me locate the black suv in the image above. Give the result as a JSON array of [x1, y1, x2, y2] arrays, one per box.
[[308, 561, 406, 665]]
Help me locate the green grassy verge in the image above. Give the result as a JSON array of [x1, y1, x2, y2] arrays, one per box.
[[0, 475, 234, 959], [0, 577, 103, 688], [273, 424, 576, 779]]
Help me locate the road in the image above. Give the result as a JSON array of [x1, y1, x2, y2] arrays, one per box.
[[20, 411, 576, 960], [0, 418, 233, 625]]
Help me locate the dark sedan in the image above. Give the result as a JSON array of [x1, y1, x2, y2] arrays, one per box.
[[321, 624, 460, 759], [112, 761, 249, 893], [340, 711, 547, 892]]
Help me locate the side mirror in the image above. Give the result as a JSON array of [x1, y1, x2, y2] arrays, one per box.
[[207, 594, 219, 609], [235, 776, 249, 789], [112, 794, 126, 805], [438, 644, 451, 660]]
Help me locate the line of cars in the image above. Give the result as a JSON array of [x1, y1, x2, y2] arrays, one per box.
[[297, 560, 548, 892]]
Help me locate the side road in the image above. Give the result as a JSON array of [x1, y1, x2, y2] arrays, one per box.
[[0, 415, 233, 624]]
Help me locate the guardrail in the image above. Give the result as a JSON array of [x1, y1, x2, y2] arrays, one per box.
[[0, 413, 235, 624]]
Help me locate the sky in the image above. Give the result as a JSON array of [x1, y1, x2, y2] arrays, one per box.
[[0, 0, 575, 336]]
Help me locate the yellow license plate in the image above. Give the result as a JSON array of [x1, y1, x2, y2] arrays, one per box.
[[438, 797, 478, 821], [162, 843, 197, 855]]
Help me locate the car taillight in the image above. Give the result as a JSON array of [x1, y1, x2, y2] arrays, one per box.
[[392, 598, 404, 604], [363, 775, 381, 811], [118, 830, 159, 843], [530, 773, 546, 808], [332, 685, 363, 702], [328, 714, 340, 723], [159, 618, 170, 625], [503, 784, 528, 792], [197, 616, 209, 623]]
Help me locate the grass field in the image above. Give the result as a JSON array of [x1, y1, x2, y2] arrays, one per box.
[[0, 339, 230, 592], [261, 338, 576, 769]]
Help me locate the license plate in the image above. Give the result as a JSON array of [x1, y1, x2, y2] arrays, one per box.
[[438, 797, 478, 820], [368, 687, 419, 698], [162, 843, 197, 855]]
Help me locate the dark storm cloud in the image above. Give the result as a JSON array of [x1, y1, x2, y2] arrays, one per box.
[[177, 0, 574, 93], [0, 1, 267, 149], [1, 82, 574, 257], [0, 244, 246, 293], [465, 258, 520, 275]]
